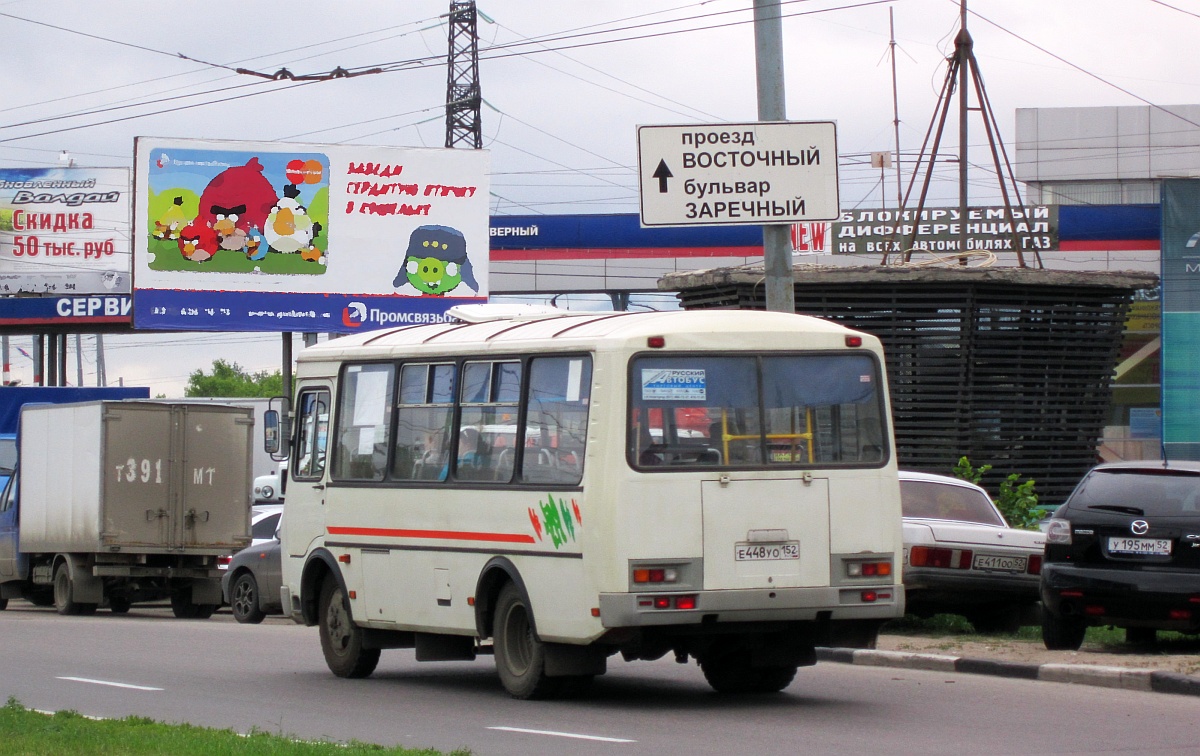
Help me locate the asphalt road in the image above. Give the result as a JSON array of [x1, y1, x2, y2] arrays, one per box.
[[1, 602, 1197, 755]]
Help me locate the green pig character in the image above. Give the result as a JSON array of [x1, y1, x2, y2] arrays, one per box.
[[393, 224, 478, 296]]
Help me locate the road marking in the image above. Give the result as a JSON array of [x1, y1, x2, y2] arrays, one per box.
[[488, 726, 635, 743], [56, 676, 163, 691]]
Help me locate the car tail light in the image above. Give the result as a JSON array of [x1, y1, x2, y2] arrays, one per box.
[[1046, 519, 1072, 544], [1169, 609, 1192, 620], [1084, 605, 1105, 616], [847, 560, 893, 578], [1027, 555, 1043, 575], [217, 555, 232, 570], [1060, 589, 1083, 598], [909, 545, 972, 569]]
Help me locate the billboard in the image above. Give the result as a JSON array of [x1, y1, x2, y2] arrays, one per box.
[[133, 138, 489, 332], [0, 167, 131, 295], [1160, 179, 1200, 460]]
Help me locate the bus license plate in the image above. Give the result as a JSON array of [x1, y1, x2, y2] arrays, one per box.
[[972, 554, 1027, 572], [735, 542, 800, 561], [1107, 537, 1172, 556]]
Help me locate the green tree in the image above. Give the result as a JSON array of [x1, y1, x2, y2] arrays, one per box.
[[951, 456, 1041, 530], [185, 359, 282, 398]]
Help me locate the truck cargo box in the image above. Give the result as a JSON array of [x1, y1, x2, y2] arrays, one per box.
[[18, 401, 253, 554]]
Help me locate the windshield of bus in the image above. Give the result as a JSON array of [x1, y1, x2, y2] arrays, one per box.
[[628, 352, 886, 470]]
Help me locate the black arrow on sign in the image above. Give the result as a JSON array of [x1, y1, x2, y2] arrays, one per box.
[[652, 159, 673, 193]]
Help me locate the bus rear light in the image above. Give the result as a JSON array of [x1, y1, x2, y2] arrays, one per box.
[[674, 595, 697, 610], [647, 336, 665, 348], [847, 560, 892, 578], [591, 607, 600, 617], [640, 594, 697, 610], [861, 590, 878, 602], [632, 567, 678, 584], [1028, 555, 1043, 575], [845, 335, 863, 347], [909, 546, 972, 569]]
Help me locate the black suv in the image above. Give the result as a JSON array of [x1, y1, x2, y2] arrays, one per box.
[[1041, 461, 1200, 650]]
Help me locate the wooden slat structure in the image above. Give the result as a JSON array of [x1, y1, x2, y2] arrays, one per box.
[[662, 265, 1159, 505]]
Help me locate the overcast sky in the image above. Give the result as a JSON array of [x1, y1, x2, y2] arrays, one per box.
[[1, 0, 1195, 395]]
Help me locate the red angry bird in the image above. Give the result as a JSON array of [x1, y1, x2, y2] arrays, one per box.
[[177, 222, 219, 263], [197, 158, 278, 253]]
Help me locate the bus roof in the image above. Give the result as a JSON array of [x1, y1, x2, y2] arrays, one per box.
[[297, 308, 875, 363]]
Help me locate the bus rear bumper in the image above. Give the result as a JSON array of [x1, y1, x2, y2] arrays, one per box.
[[598, 585, 903, 628]]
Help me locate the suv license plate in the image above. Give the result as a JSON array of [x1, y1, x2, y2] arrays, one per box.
[[972, 554, 1027, 572], [735, 542, 800, 561], [1107, 537, 1172, 556]]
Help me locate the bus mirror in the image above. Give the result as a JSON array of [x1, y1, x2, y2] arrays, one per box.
[[264, 410, 281, 455]]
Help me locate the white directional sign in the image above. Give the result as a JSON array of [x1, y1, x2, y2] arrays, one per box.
[[637, 121, 839, 227]]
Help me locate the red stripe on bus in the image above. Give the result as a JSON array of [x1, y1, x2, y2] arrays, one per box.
[[327, 526, 536, 544]]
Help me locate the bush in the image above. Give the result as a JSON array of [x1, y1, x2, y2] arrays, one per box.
[[952, 456, 1041, 530]]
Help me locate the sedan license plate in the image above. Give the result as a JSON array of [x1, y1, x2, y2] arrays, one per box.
[[1107, 537, 1172, 556], [735, 542, 800, 561], [972, 554, 1027, 572]]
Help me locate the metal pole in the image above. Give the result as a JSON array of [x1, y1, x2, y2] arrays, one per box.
[[957, 0, 970, 259], [753, 0, 795, 314], [1, 335, 8, 385], [889, 8, 904, 210], [33, 335, 43, 386], [75, 333, 83, 387], [96, 333, 107, 387]]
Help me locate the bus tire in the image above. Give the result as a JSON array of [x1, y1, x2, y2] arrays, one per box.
[[318, 578, 380, 678], [493, 582, 558, 699], [54, 562, 96, 616], [701, 650, 797, 694]]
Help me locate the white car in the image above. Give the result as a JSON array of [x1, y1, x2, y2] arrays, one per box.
[[253, 470, 283, 504], [900, 471, 1046, 633]]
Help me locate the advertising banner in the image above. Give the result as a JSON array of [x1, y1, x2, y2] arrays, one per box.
[[0, 167, 131, 295], [133, 138, 489, 332], [1160, 179, 1200, 459]]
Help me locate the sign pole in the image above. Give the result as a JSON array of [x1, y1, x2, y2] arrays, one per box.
[[753, 0, 795, 314]]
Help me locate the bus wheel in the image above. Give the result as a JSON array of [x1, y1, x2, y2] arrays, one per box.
[[318, 579, 380, 678], [54, 563, 96, 616], [493, 582, 558, 699], [701, 651, 797, 694]]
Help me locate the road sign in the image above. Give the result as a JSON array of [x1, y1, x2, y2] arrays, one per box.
[[637, 121, 839, 227]]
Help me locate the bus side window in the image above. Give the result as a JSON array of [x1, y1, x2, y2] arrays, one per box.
[[394, 363, 454, 482], [522, 356, 591, 485], [293, 389, 329, 481]]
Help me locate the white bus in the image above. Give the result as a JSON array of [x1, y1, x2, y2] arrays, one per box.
[[274, 306, 904, 698]]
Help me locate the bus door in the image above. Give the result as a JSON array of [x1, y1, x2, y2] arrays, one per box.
[[283, 384, 331, 558]]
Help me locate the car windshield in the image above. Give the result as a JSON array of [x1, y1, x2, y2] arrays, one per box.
[[900, 480, 1006, 526], [1068, 469, 1200, 517]]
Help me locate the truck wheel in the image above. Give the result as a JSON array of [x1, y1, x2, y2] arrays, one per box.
[[171, 587, 216, 619], [54, 563, 97, 616], [318, 578, 379, 678], [0, 598, 7, 611], [230, 573, 266, 624], [109, 596, 132, 614], [493, 582, 560, 699]]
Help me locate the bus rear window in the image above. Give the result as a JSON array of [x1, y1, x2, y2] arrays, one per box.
[[628, 353, 886, 470]]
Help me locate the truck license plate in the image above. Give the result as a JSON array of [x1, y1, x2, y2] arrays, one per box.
[[734, 542, 800, 561], [1107, 537, 1171, 556], [972, 554, 1027, 572]]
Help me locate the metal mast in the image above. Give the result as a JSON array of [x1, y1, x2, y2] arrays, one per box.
[[445, 1, 483, 149], [898, 0, 1037, 267]]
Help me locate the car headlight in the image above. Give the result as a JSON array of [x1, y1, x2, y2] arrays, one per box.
[[260, 485, 274, 500], [1045, 518, 1071, 544]]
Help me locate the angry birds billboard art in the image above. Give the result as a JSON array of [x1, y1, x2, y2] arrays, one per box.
[[392, 225, 478, 296]]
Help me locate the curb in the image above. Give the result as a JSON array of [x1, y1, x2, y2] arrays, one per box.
[[816, 648, 1200, 697]]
